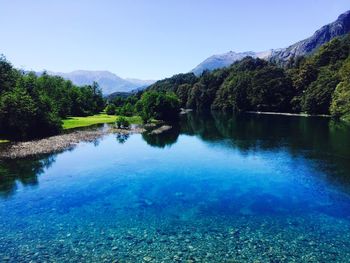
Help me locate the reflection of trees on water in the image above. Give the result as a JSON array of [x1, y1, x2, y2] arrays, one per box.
[[142, 125, 180, 148], [92, 138, 101, 147], [116, 133, 130, 144], [180, 112, 350, 189], [181, 112, 350, 154], [0, 155, 56, 198]]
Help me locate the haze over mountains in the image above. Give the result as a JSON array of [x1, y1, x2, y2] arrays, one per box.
[[45, 70, 155, 95], [192, 10, 350, 76]]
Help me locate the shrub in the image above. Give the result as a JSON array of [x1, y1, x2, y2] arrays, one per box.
[[105, 104, 116, 115], [116, 116, 130, 129]]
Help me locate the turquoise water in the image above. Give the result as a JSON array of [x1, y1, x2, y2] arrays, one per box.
[[1, 113, 350, 262]]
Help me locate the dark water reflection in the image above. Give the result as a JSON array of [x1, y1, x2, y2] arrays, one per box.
[[181, 113, 350, 190], [142, 125, 180, 148], [0, 156, 56, 198]]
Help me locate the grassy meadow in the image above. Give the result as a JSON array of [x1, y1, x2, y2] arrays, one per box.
[[62, 114, 142, 129]]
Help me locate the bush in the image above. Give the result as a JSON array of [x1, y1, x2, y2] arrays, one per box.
[[105, 104, 116, 115], [116, 116, 130, 129]]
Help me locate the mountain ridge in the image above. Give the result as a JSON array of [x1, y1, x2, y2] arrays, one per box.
[[43, 70, 155, 95], [192, 10, 350, 75]]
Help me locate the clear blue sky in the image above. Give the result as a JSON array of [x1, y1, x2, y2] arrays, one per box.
[[0, 0, 349, 79]]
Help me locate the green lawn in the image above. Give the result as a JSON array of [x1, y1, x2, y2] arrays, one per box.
[[62, 114, 142, 129]]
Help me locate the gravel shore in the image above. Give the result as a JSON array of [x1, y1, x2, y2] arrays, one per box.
[[0, 126, 145, 159]]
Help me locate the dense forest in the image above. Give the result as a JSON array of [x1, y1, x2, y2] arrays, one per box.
[[0, 57, 105, 139], [0, 56, 180, 140], [2, 33, 350, 140], [144, 33, 350, 122]]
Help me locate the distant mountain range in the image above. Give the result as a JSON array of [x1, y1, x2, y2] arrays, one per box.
[[44, 70, 155, 95], [40, 10, 350, 95], [192, 10, 350, 75]]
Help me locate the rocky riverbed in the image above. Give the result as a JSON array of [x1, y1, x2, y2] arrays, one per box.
[[1, 210, 349, 262]]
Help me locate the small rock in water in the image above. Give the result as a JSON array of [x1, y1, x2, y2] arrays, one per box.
[[143, 256, 152, 262]]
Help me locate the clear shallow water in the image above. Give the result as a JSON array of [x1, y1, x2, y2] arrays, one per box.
[[1, 113, 350, 262]]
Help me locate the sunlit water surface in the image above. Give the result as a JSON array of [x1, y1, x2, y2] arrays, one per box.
[[1, 113, 350, 262]]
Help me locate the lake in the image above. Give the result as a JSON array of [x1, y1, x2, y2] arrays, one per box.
[[1, 113, 350, 262]]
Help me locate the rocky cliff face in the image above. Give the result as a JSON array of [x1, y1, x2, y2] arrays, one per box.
[[192, 10, 350, 75], [269, 10, 350, 63]]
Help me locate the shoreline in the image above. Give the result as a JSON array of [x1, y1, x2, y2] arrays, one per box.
[[245, 111, 331, 118], [0, 126, 145, 159]]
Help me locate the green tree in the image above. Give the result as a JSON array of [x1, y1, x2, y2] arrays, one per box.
[[120, 102, 134, 116], [105, 104, 116, 115], [330, 57, 350, 119], [302, 68, 340, 114], [0, 87, 38, 139], [140, 91, 180, 122], [0, 55, 17, 93], [176, 84, 191, 107], [330, 81, 350, 118]]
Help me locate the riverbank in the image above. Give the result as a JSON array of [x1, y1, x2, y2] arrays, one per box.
[[0, 126, 145, 159], [245, 111, 331, 118], [0, 123, 178, 159], [0, 114, 143, 144]]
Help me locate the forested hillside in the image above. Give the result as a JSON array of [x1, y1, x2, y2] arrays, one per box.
[[147, 34, 350, 121], [192, 10, 350, 75], [2, 33, 350, 141]]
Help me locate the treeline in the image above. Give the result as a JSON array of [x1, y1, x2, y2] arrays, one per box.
[[0, 56, 104, 139], [3, 33, 349, 139], [146, 33, 350, 121], [106, 90, 180, 123], [104, 73, 190, 123]]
